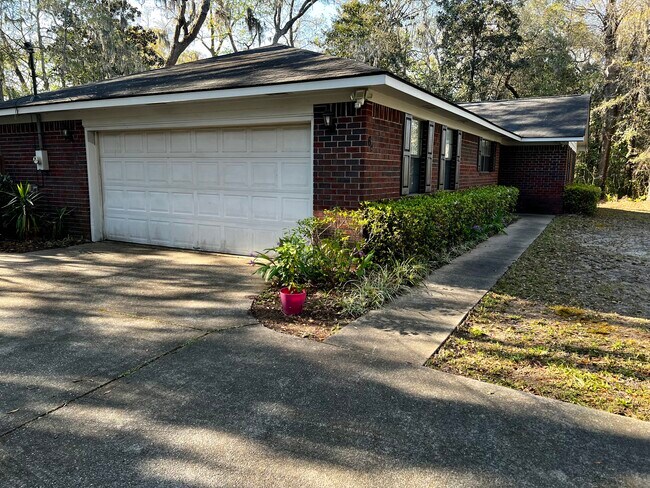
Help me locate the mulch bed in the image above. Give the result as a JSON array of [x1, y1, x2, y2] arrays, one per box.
[[251, 287, 353, 342], [0, 236, 88, 253]]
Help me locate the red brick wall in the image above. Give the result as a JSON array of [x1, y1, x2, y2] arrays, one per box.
[[0, 120, 90, 236], [364, 103, 404, 201], [499, 144, 573, 214], [313, 101, 404, 210], [313, 102, 504, 210], [458, 132, 500, 189]]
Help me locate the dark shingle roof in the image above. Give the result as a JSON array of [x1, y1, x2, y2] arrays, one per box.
[[0, 45, 385, 110], [460, 95, 591, 139]]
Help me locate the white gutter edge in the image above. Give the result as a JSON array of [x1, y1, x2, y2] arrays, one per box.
[[0, 72, 586, 144], [0, 75, 388, 118], [382, 76, 522, 141]]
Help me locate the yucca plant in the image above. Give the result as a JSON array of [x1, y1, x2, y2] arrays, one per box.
[[49, 207, 73, 239], [3, 182, 41, 239]]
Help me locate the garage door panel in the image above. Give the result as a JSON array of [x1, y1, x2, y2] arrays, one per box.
[[196, 163, 220, 186], [197, 193, 221, 217], [103, 160, 124, 182], [282, 127, 311, 153], [124, 133, 144, 154], [148, 192, 170, 213], [223, 129, 247, 152], [253, 229, 282, 252], [101, 133, 122, 154], [128, 220, 149, 241], [170, 131, 192, 153], [251, 162, 278, 189], [281, 162, 310, 188], [197, 224, 222, 251], [104, 190, 125, 211], [171, 193, 195, 216], [149, 221, 171, 245], [282, 198, 311, 222], [251, 128, 277, 152], [223, 195, 249, 219], [223, 162, 249, 187], [224, 227, 252, 254], [101, 125, 311, 254], [195, 129, 219, 153], [171, 163, 194, 185], [146, 132, 167, 153], [251, 196, 279, 221], [125, 190, 147, 211], [171, 223, 195, 247], [147, 162, 169, 184]]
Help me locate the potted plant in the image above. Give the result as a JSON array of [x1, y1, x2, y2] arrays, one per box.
[[278, 283, 307, 316], [252, 233, 311, 316]]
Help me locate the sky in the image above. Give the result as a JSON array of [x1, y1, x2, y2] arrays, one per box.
[[137, 0, 340, 58]]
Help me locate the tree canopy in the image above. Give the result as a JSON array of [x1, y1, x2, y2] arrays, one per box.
[[0, 0, 648, 197]]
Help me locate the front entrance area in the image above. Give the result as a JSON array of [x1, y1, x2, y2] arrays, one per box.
[[98, 124, 312, 255]]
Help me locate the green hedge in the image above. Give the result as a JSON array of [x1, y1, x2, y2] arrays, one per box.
[[362, 186, 519, 262], [563, 184, 601, 216]]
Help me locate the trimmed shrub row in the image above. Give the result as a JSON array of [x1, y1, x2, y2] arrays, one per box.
[[563, 184, 601, 216], [362, 186, 520, 262]]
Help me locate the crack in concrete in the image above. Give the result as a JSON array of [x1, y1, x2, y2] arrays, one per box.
[[0, 321, 259, 439]]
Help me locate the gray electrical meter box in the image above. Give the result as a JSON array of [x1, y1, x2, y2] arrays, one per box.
[[34, 150, 49, 171]]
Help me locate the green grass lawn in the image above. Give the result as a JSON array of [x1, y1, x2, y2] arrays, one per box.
[[428, 200, 650, 420]]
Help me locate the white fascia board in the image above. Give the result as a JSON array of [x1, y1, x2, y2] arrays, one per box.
[[0, 75, 387, 117], [383, 76, 522, 141], [0, 72, 588, 146], [520, 136, 585, 143]]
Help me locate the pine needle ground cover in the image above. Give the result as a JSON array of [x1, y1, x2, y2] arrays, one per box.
[[429, 200, 650, 420]]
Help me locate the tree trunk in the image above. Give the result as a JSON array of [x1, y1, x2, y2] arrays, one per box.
[[35, 0, 50, 91], [166, 0, 211, 67], [598, 0, 621, 191]]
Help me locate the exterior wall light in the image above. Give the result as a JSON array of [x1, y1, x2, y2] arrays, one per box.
[[323, 111, 335, 130]]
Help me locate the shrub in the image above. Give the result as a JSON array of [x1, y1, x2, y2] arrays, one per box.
[[362, 186, 519, 262], [3, 182, 42, 239], [563, 184, 601, 216], [253, 210, 374, 291]]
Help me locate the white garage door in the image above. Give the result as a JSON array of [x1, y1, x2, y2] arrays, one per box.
[[99, 125, 312, 255]]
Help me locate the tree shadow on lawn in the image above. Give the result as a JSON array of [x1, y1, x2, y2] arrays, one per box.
[[492, 208, 650, 321], [1, 325, 648, 487]]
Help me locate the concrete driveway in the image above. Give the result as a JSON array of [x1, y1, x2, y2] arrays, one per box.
[[0, 243, 648, 487], [0, 242, 259, 435]]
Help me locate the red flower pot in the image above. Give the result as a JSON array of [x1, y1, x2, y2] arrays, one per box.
[[279, 287, 307, 316]]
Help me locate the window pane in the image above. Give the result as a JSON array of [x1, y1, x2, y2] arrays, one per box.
[[444, 133, 453, 160], [411, 119, 421, 157]]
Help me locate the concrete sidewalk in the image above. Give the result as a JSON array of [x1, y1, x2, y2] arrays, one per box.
[[326, 215, 554, 364]]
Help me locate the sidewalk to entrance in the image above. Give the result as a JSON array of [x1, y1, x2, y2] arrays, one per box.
[[326, 215, 554, 364]]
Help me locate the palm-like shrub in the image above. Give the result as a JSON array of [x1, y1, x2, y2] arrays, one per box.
[[3, 182, 42, 239]]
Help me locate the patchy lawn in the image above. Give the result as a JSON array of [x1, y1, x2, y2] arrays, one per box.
[[428, 200, 650, 421], [0, 236, 87, 253]]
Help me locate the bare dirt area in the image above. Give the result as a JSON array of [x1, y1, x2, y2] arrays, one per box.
[[0, 236, 88, 253], [251, 287, 353, 342], [429, 201, 650, 420]]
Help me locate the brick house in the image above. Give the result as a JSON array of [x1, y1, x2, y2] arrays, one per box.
[[0, 45, 590, 255]]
